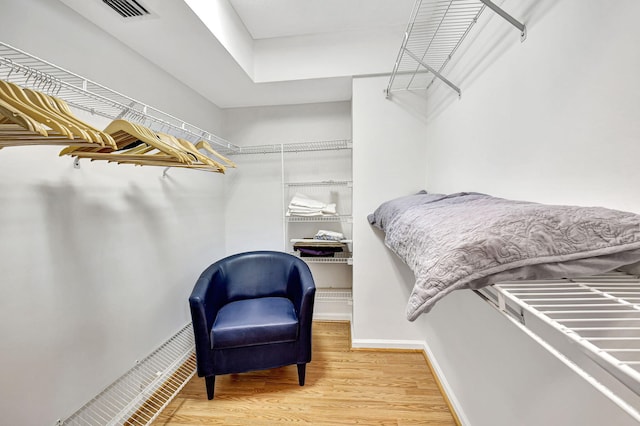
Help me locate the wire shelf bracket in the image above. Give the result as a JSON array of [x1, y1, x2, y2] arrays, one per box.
[[386, 0, 527, 99]]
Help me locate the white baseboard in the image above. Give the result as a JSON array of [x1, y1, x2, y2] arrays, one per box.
[[351, 338, 425, 350], [421, 340, 470, 426]]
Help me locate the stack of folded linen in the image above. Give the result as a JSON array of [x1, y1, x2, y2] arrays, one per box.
[[314, 230, 344, 241], [287, 193, 337, 217], [292, 230, 349, 258], [293, 239, 347, 257]]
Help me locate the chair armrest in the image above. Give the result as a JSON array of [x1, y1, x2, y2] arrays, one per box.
[[189, 263, 228, 375], [287, 259, 316, 362], [287, 260, 316, 327]]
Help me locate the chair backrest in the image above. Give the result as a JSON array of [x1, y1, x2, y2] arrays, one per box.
[[217, 251, 298, 302]]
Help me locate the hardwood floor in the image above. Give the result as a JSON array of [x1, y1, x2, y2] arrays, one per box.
[[153, 321, 457, 425]]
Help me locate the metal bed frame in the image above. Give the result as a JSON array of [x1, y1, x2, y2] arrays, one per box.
[[477, 271, 640, 421]]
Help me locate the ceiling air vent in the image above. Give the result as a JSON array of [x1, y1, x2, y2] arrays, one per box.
[[102, 0, 150, 18]]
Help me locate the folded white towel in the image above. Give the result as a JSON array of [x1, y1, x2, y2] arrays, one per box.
[[289, 193, 326, 210], [287, 193, 337, 216], [322, 203, 337, 215]]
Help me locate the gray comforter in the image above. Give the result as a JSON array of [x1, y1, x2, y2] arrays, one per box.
[[368, 192, 640, 321]]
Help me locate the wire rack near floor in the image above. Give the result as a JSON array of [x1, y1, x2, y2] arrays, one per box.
[[60, 324, 195, 426]]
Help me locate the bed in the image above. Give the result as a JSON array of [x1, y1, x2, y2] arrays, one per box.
[[368, 191, 640, 321]]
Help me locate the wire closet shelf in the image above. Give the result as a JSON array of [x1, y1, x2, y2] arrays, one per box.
[[230, 139, 352, 155], [478, 272, 640, 421], [291, 251, 353, 265], [386, 0, 526, 98], [0, 42, 239, 155]]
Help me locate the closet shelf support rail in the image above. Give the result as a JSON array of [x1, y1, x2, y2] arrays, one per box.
[[403, 48, 461, 98], [480, 0, 527, 41], [386, 0, 526, 98]]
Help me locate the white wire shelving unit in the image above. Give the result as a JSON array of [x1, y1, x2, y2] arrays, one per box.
[[386, 0, 526, 98], [60, 324, 196, 426], [0, 42, 239, 155], [478, 272, 640, 422], [285, 179, 353, 264]]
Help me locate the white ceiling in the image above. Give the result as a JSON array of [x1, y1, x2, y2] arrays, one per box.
[[59, 0, 414, 108], [228, 0, 414, 39]]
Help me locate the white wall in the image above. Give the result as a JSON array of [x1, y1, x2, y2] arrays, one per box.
[[183, 0, 255, 78], [221, 101, 352, 255], [222, 101, 352, 146], [351, 75, 429, 346], [0, 1, 226, 424], [424, 0, 640, 213], [352, 0, 640, 424], [254, 28, 403, 83]]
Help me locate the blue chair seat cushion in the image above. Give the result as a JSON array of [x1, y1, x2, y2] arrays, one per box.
[[211, 297, 299, 349]]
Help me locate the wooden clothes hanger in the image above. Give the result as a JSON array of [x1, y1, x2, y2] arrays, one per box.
[[65, 131, 225, 173], [23, 88, 115, 148], [60, 119, 193, 164], [156, 132, 197, 163], [195, 140, 236, 169], [69, 147, 225, 173], [60, 120, 217, 172], [0, 97, 49, 137], [0, 79, 114, 148], [0, 79, 74, 139], [162, 134, 226, 173], [69, 135, 224, 173], [0, 97, 86, 148], [0, 80, 232, 174]]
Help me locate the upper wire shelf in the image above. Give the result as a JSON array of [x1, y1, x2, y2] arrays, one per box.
[[0, 42, 240, 155], [290, 251, 353, 265], [386, 0, 526, 98], [285, 180, 352, 187], [230, 139, 352, 155], [286, 215, 352, 223]]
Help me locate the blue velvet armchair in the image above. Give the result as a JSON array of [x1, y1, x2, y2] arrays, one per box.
[[189, 251, 316, 399]]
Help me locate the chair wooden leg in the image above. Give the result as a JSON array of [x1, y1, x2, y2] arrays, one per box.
[[205, 375, 215, 400], [297, 363, 306, 386]]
